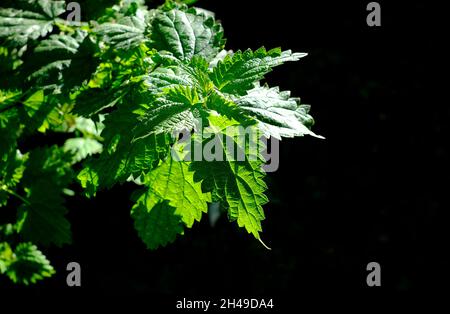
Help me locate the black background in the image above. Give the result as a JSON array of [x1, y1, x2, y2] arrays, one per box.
[[1, 0, 447, 309]]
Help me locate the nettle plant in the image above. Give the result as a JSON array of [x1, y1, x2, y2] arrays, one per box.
[[0, 0, 321, 285]]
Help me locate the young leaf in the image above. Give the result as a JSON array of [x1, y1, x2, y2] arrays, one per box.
[[132, 154, 210, 249], [63, 138, 103, 163], [235, 84, 324, 140], [142, 154, 210, 227], [96, 15, 147, 50], [132, 85, 199, 141], [210, 48, 307, 96], [148, 7, 225, 61], [132, 201, 185, 250], [1, 242, 55, 285]]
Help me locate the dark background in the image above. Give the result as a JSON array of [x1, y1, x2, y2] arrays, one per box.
[[2, 0, 447, 308]]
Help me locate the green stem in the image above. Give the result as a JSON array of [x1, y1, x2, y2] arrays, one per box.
[[0, 185, 30, 206], [0, 102, 16, 114]]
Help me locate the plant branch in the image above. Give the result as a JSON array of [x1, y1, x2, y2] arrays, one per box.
[[0, 185, 30, 206]]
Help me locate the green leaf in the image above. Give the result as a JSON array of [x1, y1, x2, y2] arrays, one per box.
[[72, 87, 123, 118], [145, 64, 195, 93], [72, 50, 151, 118], [235, 84, 324, 140], [77, 164, 99, 198], [0, 0, 66, 46], [149, 8, 225, 61], [132, 85, 199, 141], [0, 110, 20, 160], [132, 201, 185, 250], [0, 108, 21, 187], [17, 180, 71, 247], [0, 89, 21, 112], [145, 53, 213, 93], [63, 138, 103, 163], [78, 107, 171, 197], [131, 54, 220, 142], [141, 154, 210, 227], [0, 242, 14, 273], [18, 0, 66, 18], [191, 114, 268, 239], [132, 154, 210, 249], [210, 47, 307, 96], [16, 146, 73, 247], [206, 90, 256, 127], [2, 242, 55, 285], [21, 31, 98, 88], [21, 91, 65, 133], [0, 150, 27, 207], [96, 15, 147, 50], [72, 116, 105, 137]]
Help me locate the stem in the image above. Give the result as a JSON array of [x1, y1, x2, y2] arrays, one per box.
[[0, 102, 16, 114], [0, 185, 30, 205], [258, 238, 272, 251]]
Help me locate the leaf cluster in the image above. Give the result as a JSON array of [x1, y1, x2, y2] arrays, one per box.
[[0, 0, 321, 284]]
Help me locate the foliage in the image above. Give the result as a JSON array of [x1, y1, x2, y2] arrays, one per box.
[[0, 0, 320, 284]]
